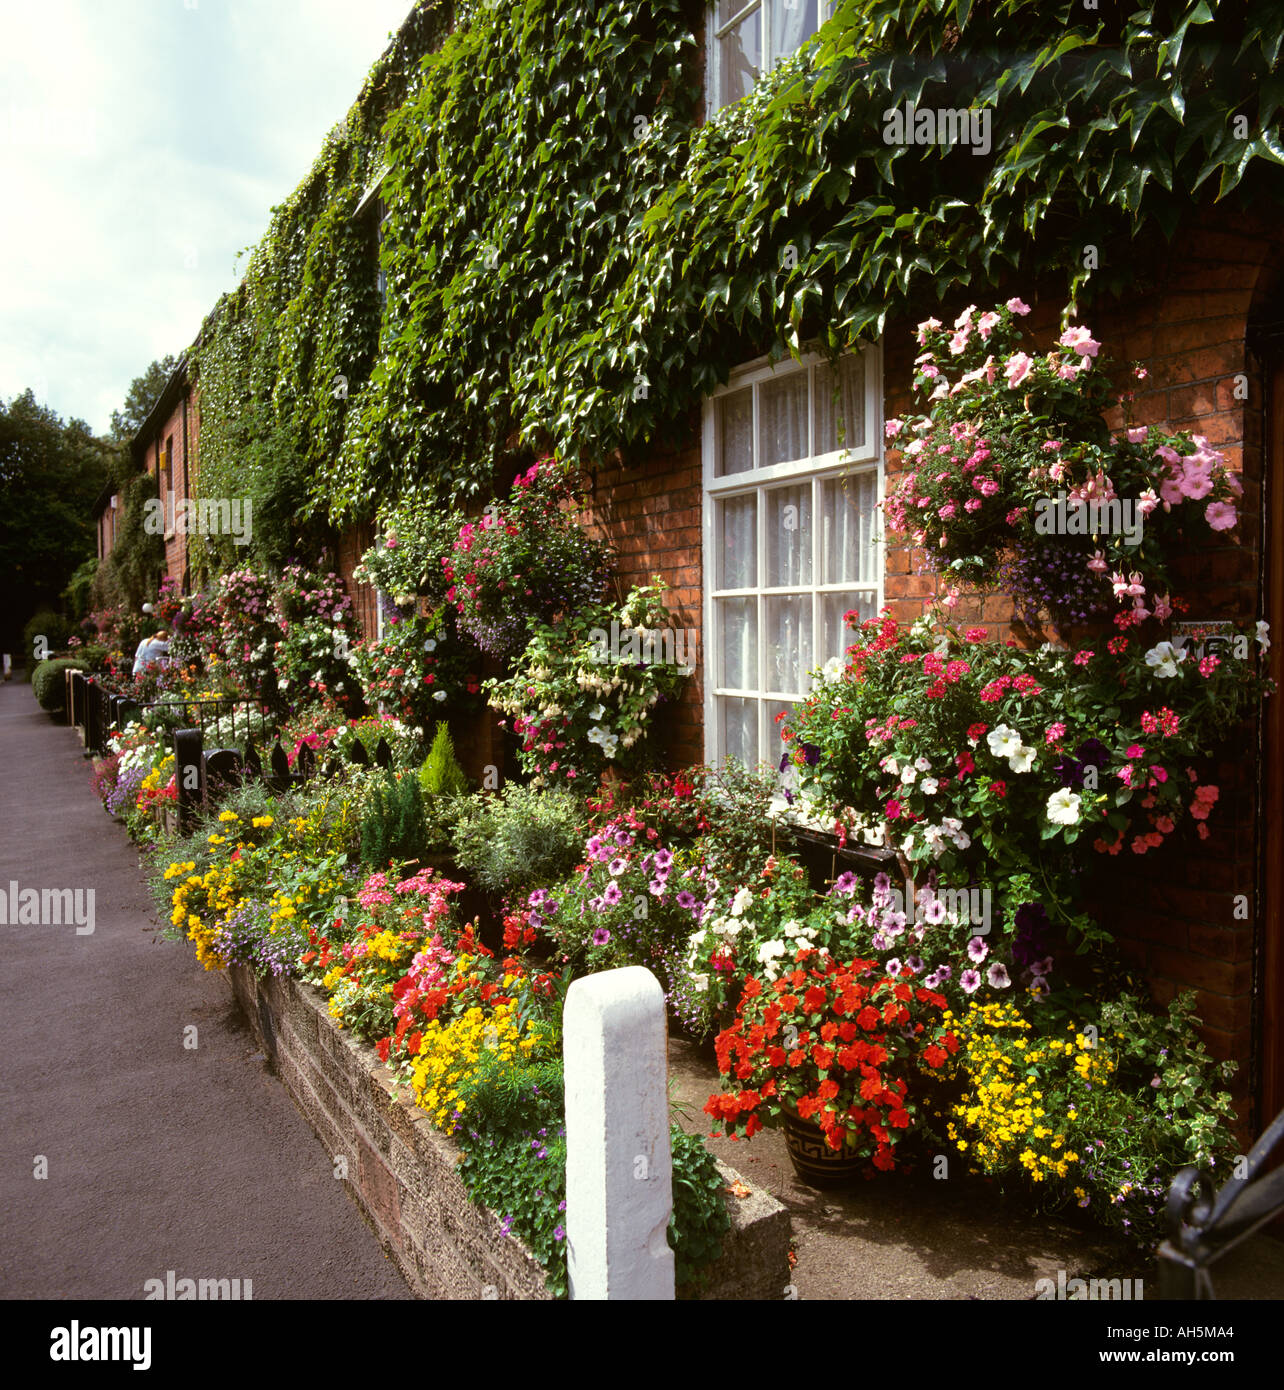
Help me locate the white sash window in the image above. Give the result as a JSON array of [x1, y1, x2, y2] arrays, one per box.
[[702, 345, 882, 768]]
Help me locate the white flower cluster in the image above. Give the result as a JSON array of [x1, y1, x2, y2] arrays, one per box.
[[903, 815, 971, 860]]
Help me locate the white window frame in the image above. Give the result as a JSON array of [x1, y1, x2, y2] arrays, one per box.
[[701, 342, 883, 770], [706, 0, 833, 115]]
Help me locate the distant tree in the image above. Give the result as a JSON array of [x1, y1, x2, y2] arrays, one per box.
[[0, 390, 112, 652], [109, 353, 178, 444]]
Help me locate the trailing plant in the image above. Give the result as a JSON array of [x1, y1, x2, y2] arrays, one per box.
[[880, 301, 1242, 632], [444, 458, 612, 659], [784, 610, 1272, 944], [485, 579, 693, 788], [349, 608, 479, 729]]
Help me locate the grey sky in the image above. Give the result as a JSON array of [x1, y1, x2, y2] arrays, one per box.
[[0, 0, 418, 435]]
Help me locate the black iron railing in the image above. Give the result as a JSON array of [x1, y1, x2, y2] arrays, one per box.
[[1157, 1106, 1284, 1297], [68, 669, 265, 757]]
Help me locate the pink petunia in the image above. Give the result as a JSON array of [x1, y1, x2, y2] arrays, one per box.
[[1205, 500, 1237, 531], [1005, 352, 1034, 386]]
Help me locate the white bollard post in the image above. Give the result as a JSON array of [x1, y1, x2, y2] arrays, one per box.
[[564, 966, 675, 1300]]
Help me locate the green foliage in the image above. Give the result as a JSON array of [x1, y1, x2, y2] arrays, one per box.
[[360, 768, 428, 868], [668, 1125, 732, 1295], [181, 0, 1284, 544], [0, 389, 112, 649], [456, 1052, 729, 1298], [62, 558, 99, 622], [420, 721, 470, 796], [23, 609, 72, 662], [31, 656, 88, 711], [450, 783, 587, 896]]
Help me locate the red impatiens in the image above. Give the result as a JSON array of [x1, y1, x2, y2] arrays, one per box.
[[705, 945, 955, 1170]]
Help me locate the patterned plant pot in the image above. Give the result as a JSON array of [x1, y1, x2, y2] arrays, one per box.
[[780, 1106, 864, 1189]]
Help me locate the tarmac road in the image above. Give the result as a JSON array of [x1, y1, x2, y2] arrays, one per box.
[[0, 681, 411, 1300]]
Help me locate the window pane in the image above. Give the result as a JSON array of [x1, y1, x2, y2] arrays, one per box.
[[717, 597, 757, 689], [819, 472, 876, 584], [815, 354, 866, 454], [717, 494, 757, 588], [820, 591, 874, 663], [716, 386, 754, 476], [758, 368, 809, 467], [765, 697, 796, 772], [720, 696, 758, 767], [765, 595, 812, 693], [718, 0, 758, 22], [771, 0, 819, 60], [718, 14, 761, 108], [765, 483, 811, 586]]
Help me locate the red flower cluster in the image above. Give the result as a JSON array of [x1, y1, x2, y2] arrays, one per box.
[[705, 946, 957, 1170]]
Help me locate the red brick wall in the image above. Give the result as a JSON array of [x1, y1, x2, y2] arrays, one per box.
[[580, 429, 705, 772], [140, 395, 192, 588], [335, 522, 378, 641]]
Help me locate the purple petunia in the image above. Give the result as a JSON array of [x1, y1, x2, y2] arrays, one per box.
[[960, 969, 982, 994], [966, 936, 988, 962], [602, 882, 622, 907], [676, 890, 695, 910], [986, 962, 1011, 989], [593, 927, 611, 946]]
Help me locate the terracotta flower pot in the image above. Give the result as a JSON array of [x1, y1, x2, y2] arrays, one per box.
[[780, 1106, 864, 1189]]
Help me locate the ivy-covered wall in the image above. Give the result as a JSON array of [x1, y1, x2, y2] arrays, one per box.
[[183, 0, 1284, 555]]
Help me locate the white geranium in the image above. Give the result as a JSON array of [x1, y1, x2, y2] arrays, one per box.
[[1144, 641, 1187, 679], [1046, 788, 1082, 825]]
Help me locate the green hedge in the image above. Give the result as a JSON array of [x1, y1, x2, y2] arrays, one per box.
[[31, 657, 88, 713]]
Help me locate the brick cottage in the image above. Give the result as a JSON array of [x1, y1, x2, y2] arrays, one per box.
[[123, 2, 1284, 1139]]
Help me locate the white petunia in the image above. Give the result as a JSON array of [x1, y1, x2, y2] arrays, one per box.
[[730, 886, 754, 917], [1144, 641, 1187, 679], [1008, 744, 1036, 774], [900, 765, 918, 784], [920, 777, 939, 795], [1046, 788, 1082, 825], [1256, 620, 1271, 654], [987, 724, 1023, 759]]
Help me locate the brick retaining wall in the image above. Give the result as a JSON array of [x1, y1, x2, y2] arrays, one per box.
[[224, 964, 791, 1300]]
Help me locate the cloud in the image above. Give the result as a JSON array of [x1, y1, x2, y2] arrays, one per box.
[[0, 0, 418, 434]]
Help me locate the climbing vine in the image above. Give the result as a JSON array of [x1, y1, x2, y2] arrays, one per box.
[[183, 0, 1284, 552]]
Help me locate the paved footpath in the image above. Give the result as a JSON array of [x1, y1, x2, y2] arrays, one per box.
[[0, 681, 411, 1300]]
